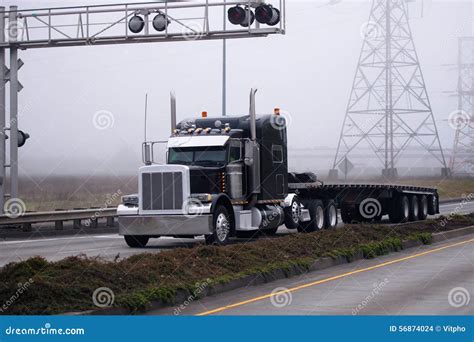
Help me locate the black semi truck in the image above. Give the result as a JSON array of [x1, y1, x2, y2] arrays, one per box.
[[117, 90, 439, 247]]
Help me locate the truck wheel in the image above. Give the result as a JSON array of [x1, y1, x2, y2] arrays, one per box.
[[206, 205, 231, 246], [389, 195, 409, 223], [298, 200, 325, 233], [284, 196, 301, 230], [427, 195, 438, 215], [124, 235, 149, 248], [418, 195, 428, 220], [324, 200, 338, 229], [408, 196, 419, 222]]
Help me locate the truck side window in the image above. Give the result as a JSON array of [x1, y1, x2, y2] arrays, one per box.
[[272, 145, 283, 164], [229, 141, 242, 162]]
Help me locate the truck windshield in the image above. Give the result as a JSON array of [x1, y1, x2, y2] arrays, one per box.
[[168, 147, 227, 167]]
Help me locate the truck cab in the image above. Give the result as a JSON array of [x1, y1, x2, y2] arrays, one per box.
[[118, 91, 309, 247]]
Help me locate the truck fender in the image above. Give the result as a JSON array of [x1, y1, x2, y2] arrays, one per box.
[[284, 193, 298, 208], [210, 194, 235, 233]]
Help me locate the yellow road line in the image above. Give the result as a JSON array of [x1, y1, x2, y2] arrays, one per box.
[[197, 238, 474, 316]]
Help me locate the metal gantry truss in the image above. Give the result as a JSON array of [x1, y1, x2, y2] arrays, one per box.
[[0, 0, 286, 212], [332, 0, 447, 179], [450, 37, 474, 177], [0, 1, 286, 49]]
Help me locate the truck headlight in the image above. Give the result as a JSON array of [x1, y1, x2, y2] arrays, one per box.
[[191, 193, 213, 203], [122, 194, 139, 207]]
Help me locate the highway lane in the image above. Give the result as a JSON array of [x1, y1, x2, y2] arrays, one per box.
[[149, 235, 474, 316], [0, 201, 473, 267]]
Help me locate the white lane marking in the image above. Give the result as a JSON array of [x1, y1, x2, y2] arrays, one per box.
[[0, 234, 120, 245], [57, 246, 124, 254]]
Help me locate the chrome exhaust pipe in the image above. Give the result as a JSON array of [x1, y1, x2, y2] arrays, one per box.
[[245, 88, 261, 208], [249, 88, 258, 141], [170, 91, 177, 134]]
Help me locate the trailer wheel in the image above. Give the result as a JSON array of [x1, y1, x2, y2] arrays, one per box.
[[324, 200, 338, 229], [418, 195, 428, 220], [389, 195, 409, 223], [408, 196, 419, 222], [284, 196, 302, 230], [124, 235, 149, 248], [298, 200, 325, 233], [206, 205, 231, 246], [427, 195, 438, 215]]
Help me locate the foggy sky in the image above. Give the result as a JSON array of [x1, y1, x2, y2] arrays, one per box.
[[3, 0, 473, 176]]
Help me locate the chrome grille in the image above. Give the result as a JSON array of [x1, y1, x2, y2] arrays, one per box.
[[142, 172, 184, 211]]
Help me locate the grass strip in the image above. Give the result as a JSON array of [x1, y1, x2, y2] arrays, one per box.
[[0, 214, 473, 315]]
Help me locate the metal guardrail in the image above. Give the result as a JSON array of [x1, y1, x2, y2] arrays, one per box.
[[0, 207, 117, 232], [0, 198, 460, 234]]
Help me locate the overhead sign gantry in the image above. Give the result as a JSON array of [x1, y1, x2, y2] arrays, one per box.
[[0, 0, 286, 212]]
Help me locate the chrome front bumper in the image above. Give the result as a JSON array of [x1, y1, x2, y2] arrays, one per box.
[[118, 214, 213, 236]]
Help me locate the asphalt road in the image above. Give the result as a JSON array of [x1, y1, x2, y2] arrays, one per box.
[[149, 235, 474, 316], [0, 201, 473, 267]]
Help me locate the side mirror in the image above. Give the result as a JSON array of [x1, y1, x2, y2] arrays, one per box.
[[244, 140, 254, 166], [142, 142, 153, 165]]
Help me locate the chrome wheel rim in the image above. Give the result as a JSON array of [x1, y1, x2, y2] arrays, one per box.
[[316, 206, 324, 229], [403, 200, 409, 218], [413, 200, 419, 217], [216, 213, 230, 242], [291, 201, 301, 224], [329, 205, 337, 227]]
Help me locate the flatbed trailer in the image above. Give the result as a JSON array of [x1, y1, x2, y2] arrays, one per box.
[[288, 181, 438, 225]]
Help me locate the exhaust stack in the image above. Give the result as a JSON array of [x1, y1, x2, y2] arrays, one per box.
[[249, 88, 258, 141], [245, 88, 261, 202], [170, 91, 177, 134]]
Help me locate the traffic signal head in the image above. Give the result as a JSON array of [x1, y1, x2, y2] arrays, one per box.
[[128, 15, 145, 33], [153, 13, 169, 32], [4, 130, 30, 147], [228, 5, 255, 27], [255, 4, 280, 26], [18, 130, 29, 147]]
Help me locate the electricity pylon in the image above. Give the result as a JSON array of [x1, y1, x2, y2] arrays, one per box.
[[450, 37, 474, 177], [330, 0, 448, 180]]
